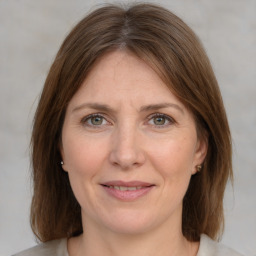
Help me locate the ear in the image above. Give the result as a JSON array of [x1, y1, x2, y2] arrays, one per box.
[[192, 132, 208, 175], [59, 139, 68, 173]]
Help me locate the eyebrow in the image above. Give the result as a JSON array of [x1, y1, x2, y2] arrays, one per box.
[[140, 103, 184, 114], [72, 102, 184, 114], [72, 103, 115, 113]]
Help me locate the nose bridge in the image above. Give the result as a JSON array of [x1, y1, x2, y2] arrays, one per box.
[[109, 120, 144, 169]]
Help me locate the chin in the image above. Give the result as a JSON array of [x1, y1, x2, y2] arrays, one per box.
[[97, 210, 161, 235]]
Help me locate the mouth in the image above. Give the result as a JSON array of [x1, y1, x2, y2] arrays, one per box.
[[102, 185, 149, 191], [100, 181, 155, 201]]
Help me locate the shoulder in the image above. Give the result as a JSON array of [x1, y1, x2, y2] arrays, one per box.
[[197, 234, 244, 256], [12, 238, 68, 256]]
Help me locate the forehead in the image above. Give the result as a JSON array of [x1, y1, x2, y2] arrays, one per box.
[[68, 50, 181, 107]]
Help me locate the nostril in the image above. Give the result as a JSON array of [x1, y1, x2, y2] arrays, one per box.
[[109, 151, 144, 169]]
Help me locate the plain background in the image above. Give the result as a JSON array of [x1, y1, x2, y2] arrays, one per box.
[[0, 0, 255, 255]]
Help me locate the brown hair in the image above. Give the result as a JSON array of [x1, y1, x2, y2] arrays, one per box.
[[31, 3, 232, 242]]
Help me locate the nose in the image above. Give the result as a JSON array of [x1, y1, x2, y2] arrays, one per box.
[[109, 124, 146, 170]]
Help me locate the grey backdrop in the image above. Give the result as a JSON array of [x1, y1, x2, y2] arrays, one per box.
[[1, 0, 255, 255]]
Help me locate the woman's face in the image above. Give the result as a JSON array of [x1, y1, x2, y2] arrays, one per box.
[[61, 50, 207, 235]]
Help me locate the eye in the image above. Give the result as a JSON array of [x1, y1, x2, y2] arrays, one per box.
[[81, 114, 109, 127], [153, 116, 166, 125], [148, 113, 174, 127], [90, 115, 104, 125]]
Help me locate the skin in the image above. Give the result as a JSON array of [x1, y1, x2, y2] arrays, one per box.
[[61, 50, 207, 256]]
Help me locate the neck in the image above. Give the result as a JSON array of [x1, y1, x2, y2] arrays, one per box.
[[68, 215, 199, 256]]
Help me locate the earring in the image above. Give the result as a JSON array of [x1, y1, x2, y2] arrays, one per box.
[[60, 161, 64, 165], [196, 165, 202, 172]]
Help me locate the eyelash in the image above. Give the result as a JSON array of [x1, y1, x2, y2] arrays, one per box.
[[81, 113, 110, 128], [147, 113, 175, 128], [81, 113, 175, 128]]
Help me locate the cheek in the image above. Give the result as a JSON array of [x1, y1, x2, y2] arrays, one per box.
[[146, 137, 196, 216], [62, 131, 107, 177], [148, 137, 196, 177], [62, 134, 108, 207]]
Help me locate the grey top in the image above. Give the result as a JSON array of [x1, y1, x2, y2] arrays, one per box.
[[13, 234, 243, 256]]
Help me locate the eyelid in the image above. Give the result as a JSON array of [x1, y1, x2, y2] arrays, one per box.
[[146, 113, 175, 127], [80, 112, 175, 128], [81, 113, 111, 127]]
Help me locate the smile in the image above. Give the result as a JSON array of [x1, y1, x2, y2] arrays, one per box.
[[106, 186, 144, 191], [101, 181, 155, 201]]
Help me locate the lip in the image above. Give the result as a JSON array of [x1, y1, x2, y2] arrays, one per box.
[[100, 180, 155, 201], [102, 180, 153, 187]]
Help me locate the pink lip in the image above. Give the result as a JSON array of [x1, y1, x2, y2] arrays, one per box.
[[102, 180, 153, 187], [100, 180, 155, 201]]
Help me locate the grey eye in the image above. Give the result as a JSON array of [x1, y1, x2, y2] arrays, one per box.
[[153, 116, 167, 125], [148, 113, 174, 128], [90, 116, 104, 125], [82, 114, 109, 128]]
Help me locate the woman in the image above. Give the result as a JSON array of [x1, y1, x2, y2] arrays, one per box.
[[14, 3, 243, 256]]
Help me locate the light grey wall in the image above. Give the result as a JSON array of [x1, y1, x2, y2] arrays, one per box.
[[1, 0, 255, 255]]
